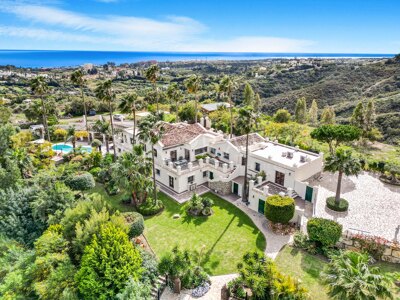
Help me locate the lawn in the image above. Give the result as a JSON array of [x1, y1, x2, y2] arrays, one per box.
[[87, 187, 266, 275], [275, 246, 400, 299], [145, 192, 266, 275]]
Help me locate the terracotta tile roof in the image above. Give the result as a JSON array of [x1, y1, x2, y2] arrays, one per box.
[[230, 133, 265, 148], [160, 122, 208, 147]]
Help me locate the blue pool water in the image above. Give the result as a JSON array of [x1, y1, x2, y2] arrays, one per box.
[[52, 144, 92, 153]]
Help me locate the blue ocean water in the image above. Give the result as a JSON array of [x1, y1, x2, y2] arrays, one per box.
[[0, 50, 394, 68]]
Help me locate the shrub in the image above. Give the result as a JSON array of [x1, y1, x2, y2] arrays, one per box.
[[307, 218, 342, 247], [186, 194, 214, 216], [122, 212, 145, 238], [273, 109, 291, 123], [66, 172, 95, 192], [264, 195, 295, 224], [137, 199, 164, 216], [326, 197, 349, 212], [89, 167, 102, 178], [293, 231, 309, 249]]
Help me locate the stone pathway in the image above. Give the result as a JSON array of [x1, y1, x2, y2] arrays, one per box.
[[310, 172, 400, 241], [161, 274, 238, 300], [211, 192, 292, 259]]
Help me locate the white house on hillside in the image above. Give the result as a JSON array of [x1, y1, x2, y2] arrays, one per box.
[[114, 118, 323, 216]]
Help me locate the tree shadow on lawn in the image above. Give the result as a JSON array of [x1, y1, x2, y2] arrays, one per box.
[[289, 247, 327, 281]]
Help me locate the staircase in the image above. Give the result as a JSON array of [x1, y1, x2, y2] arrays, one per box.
[[150, 275, 167, 299]]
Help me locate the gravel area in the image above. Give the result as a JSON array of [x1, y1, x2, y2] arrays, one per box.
[[311, 172, 400, 241], [161, 274, 238, 300]]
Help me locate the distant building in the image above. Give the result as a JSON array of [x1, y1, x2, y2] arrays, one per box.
[[201, 102, 231, 114]]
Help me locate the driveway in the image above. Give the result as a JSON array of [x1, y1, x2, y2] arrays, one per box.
[[310, 172, 400, 241]]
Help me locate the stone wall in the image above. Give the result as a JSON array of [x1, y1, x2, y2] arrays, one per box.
[[339, 235, 400, 264], [209, 181, 232, 195]]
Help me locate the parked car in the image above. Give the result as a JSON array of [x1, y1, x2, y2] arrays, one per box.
[[113, 114, 124, 121], [88, 109, 96, 116]]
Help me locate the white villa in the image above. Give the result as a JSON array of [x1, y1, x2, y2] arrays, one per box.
[[114, 117, 323, 218]]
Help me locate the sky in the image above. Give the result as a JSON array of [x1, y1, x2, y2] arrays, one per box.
[[0, 0, 399, 53]]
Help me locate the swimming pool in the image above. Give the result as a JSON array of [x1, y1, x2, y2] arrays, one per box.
[[52, 143, 92, 154]]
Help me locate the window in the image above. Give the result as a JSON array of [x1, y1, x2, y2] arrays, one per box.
[[203, 171, 208, 178], [170, 150, 177, 162], [195, 147, 207, 155], [255, 162, 261, 172], [154, 149, 157, 157], [156, 169, 160, 176], [130, 138, 134, 144], [242, 157, 246, 166], [118, 148, 122, 153], [169, 176, 174, 188], [223, 152, 230, 160], [210, 147, 216, 155], [188, 175, 194, 183]]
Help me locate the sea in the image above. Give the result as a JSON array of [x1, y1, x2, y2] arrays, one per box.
[[0, 50, 395, 68]]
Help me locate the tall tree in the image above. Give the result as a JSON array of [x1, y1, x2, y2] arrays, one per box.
[[30, 76, 51, 141], [351, 102, 365, 129], [184, 75, 202, 124], [364, 99, 376, 133], [324, 148, 361, 205], [66, 126, 77, 151], [145, 64, 160, 111], [119, 92, 143, 147], [254, 93, 261, 114], [243, 82, 254, 106], [166, 82, 183, 122], [111, 145, 153, 206], [237, 106, 257, 203], [308, 99, 319, 126], [320, 106, 336, 125], [294, 97, 308, 124], [218, 75, 238, 138], [70, 69, 91, 143], [92, 119, 111, 153], [138, 113, 164, 203], [95, 80, 117, 159]]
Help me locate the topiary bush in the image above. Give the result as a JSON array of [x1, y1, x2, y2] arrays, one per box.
[[123, 212, 145, 238], [307, 218, 342, 247], [137, 199, 164, 216], [66, 172, 95, 192], [326, 197, 349, 212], [264, 195, 295, 224], [89, 167, 102, 178]]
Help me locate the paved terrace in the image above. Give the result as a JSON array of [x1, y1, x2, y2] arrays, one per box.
[[157, 182, 210, 204]]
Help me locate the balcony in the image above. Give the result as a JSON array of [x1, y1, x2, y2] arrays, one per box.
[[161, 156, 235, 175]]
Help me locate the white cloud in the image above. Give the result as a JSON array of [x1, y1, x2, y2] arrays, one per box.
[[0, 1, 315, 52]]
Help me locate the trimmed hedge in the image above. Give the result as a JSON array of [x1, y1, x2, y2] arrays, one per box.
[[66, 172, 95, 192], [326, 197, 349, 212], [264, 195, 295, 224], [137, 199, 164, 216], [123, 212, 145, 238], [307, 218, 342, 247]]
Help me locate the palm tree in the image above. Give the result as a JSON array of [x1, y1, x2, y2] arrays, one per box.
[[218, 75, 238, 138], [166, 82, 183, 122], [66, 126, 77, 151], [92, 120, 111, 153], [237, 106, 258, 203], [9, 148, 34, 178], [30, 76, 51, 141], [145, 64, 160, 111], [324, 148, 361, 205], [70, 69, 91, 144], [119, 92, 143, 147], [323, 251, 394, 300], [111, 144, 153, 206], [95, 80, 117, 159], [184, 75, 202, 124], [138, 113, 164, 203]]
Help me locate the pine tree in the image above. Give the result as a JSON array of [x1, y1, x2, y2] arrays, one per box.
[[351, 102, 365, 129], [308, 99, 319, 126], [321, 106, 336, 124], [243, 82, 255, 106], [294, 97, 307, 124], [364, 99, 376, 132], [254, 93, 261, 113]]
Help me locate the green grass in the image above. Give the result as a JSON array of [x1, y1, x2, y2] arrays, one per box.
[[144, 192, 266, 275], [88, 186, 266, 275], [275, 246, 400, 299]]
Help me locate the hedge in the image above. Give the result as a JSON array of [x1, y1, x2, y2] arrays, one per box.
[[326, 197, 349, 212], [137, 199, 164, 216], [264, 195, 295, 224], [307, 218, 342, 247], [66, 172, 95, 192], [122, 212, 145, 238]]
